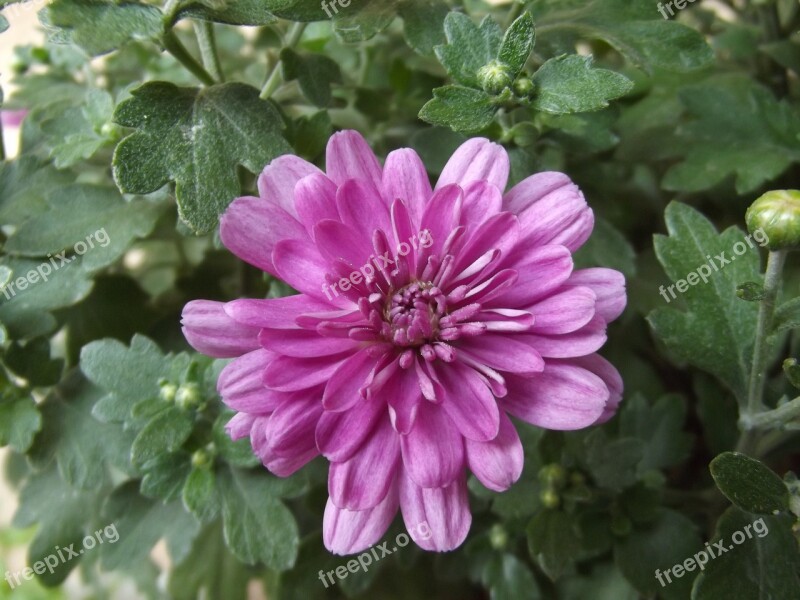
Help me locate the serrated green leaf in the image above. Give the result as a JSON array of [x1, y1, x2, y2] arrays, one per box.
[[0, 156, 73, 226], [435, 13, 503, 87], [131, 405, 195, 467], [619, 394, 693, 473], [647, 202, 761, 401], [4, 337, 63, 386], [220, 467, 300, 569], [112, 81, 291, 233], [332, 0, 396, 42], [183, 466, 221, 523], [44, 0, 163, 56], [499, 11, 535, 76], [583, 430, 644, 491], [0, 395, 41, 452], [573, 216, 636, 277], [773, 296, 800, 332], [531, 55, 633, 114], [527, 509, 581, 580], [281, 48, 342, 107], [214, 411, 259, 468], [482, 553, 542, 600], [399, 0, 448, 55], [710, 452, 790, 514], [140, 451, 192, 502], [419, 85, 496, 133], [176, 0, 277, 25], [692, 508, 800, 599]]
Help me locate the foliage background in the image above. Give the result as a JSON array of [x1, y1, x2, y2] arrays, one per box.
[[0, 0, 799, 598]]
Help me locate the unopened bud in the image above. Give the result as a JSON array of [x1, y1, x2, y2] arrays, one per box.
[[745, 190, 800, 250], [477, 60, 513, 95]]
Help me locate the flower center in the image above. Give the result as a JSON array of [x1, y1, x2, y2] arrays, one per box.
[[384, 281, 446, 346]]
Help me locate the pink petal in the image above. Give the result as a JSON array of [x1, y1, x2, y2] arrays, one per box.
[[494, 245, 573, 308], [323, 478, 399, 555], [502, 172, 572, 214], [565, 268, 627, 322], [265, 392, 323, 458], [465, 411, 523, 492], [502, 363, 609, 430], [329, 417, 400, 510], [181, 300, 261, 358], [325, 130, 383, 190], [323, 348, 381, 411], [272, 239, 342, 304], [399, 471, 471, 551], [454, 212, 519, 275], [383, 148, 432, 227], [224, 295, 333, 329], [313, 218, 375, 272], [336, 178, 392, 237], [259, 328, 359, 357], [263, 353, 348, 392], [386, 364, 423, 434], [218, 349, 282, 413], [226, 412, 256, 440], [529, 286, 596, 335], [456, 335, 544, 376], [436, 138, 509, 193], [316, 395, 386, 463], [254, 414, 319, 477], [220, 196, 307, 275], [401, 400, 464, 488], [257, 155, 322, 217], [436, 361, 500, 442], [569, 354, 623, 424], [293, 172, 339, 236], [419, 184, 463, 260], [519, 316, 607, 358], [460, 181, 503, 230]]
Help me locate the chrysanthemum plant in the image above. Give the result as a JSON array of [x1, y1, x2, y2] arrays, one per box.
[[1, 0, 799, 597]]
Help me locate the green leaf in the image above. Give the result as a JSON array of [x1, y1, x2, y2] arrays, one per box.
[[81, 335, 169, 423], [498, 11, 535, 76], [527, 509, 581, 580], [183, 466, 221, 523], [5, 184, 166, 271], [176, 0, 277, 25], [220, 467, 300, 569], [28, 372, 135, 490], [112, 81, 291, 233], [0, 395, 42, 452], [482, 553, 542, 600], [419, 85, 497, 133], [435, 13, 503, 87], [573, 216, 636, 277], [663, 76, 800, 194], [773, 296, 800, 332], [647, 202, 761, 401], [281, 48, 342, 108], [619, 394, 693, 473], [0, 156, 73, 226], [332, 0, 397, 43], [4, 337, 64, 386], [140, 452, 192, 502], [44, 0, 163, 56], [583, 430, 644, 491], [101, 481, 201, 570], [614, 509, 702, 600], [531, 55, 633, 114], [710, 452, 790, 515], [399, 0, 448, 55], [692, 508, 800, 599], [131, 405, 195, 467]]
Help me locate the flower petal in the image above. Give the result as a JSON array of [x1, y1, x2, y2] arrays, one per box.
[[257, 154, 322, 216], [519, 316, 607, 358], [436, 361, 500, 442], [529, 286, 596, 335], [323, 348, 381, 412], [224, 295, 333, 329], [218, 349, 282, 413], [436, 138, 509, 192], [326, 130, 383, 190], [263, 353, 348, 392], [383, 148, 432, 227], [182, 300, 261, 358], [265, 391, 323, 458], [399, 471, 471, 551], [465, 411, 523, 492], [272, 239, 343, 304], [565, 268, 627, 322], [568, 354, 623, 424], [324, 478, 399, 555], [401, 400, 464, 488], [494, 245, 573, 308], [294, 172, 339, 235], [456, 335, 544, 376], [316, 395, 386, 463]]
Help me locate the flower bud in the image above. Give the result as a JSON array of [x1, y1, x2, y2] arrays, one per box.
[[538, 463, 567, 488], [191, 446, 214, 469], [158, 379, 178, 403], [477, 61, 513, 95], [489, 524, 508, 550], [540, 488, 560, 509], [176, 382, 202, 410], [513, 76, 535, 98], [745, 190, 800, 250]]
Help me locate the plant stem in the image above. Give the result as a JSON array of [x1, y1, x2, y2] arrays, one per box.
[[259, 22, 307, 100], [749, 396, 800, 429], [163, 30, 216, 86], [194, 21, 224, 83]]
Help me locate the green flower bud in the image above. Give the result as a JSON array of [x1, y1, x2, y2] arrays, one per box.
[[538, 463, 567, 488], [191, 446, 214, 469], [540, 488, 560, 509], [488, 524, 508, 550], [736, 281, 767, 301], [176, 382, 202, 410], [158, 379, 178, 403], [745, 190, 800, 250], [477, 61, 513, 95], [513, 76, 535, 98]]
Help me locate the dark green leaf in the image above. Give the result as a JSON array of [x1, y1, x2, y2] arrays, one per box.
[[281, 48, 342, 107], [112, 81, 291, 233], [710, 452, 790, 514], [482, 553, 541, 600], [183, 466, 221, 523], [619, 394, 692, 473], [419, 85, 497, 133], [527, 509, 581, 580], [0, 395, 41, 452], [399, 0, 448, 55], [498, 11, 535, 76], [130, 405, 195, 467], [177, 0, 277, 25], [435, 13, 503, 87]]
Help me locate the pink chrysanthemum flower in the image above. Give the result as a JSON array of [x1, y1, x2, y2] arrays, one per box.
[[182, 131, 626, 555]]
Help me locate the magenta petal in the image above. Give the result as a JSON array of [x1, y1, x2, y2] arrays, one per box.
[[323, 478, 399, 555], [272, 239, 340, 303], [419, 184, 463, 259], [263, 353, 348, 391], [386, 364, 423, 434], [313, 218, 375, 271], [520, 316, 607, 358], [220, 196, 307, 275], [401, 400, 464, 488], [316, 395, 385, 462], [257, 155, 322, 217], [226, 412, 256, 440], [456, 335, 544, 376], [503, 363, 609, 430], [465, 411, 523, 492], [259, 328, 359, 357], [323, 348, 380, 411], [336, 178, 392, 237], [502, 172, 573, 214], [399, 471, 471, 552], [329, 417, 400, 510], [460, 181, 503, 230], [181, 300, 261, 358], [326, 130, 383, 190], [255, 413, 319, 477], [565, 268, 627, 322], [294, 172, 339, 235], [265, 392, 324, 457], [529, 286, 596, 335], [436, 138, 509, 193], [436, 361, 500, 442], [383, 148, 432, 227], [569, 354, 623, 424], [217, 349, 282, 413], [225, 295, 332, 329], [454, 212, 519, 274], [495, 245, 573, 308]]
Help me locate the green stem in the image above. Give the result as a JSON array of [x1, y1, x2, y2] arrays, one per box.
[[259, 22, 307, 100], [748, 396, 800, 429], [194, 21, 224, 83], [163, 30, 216, 86]]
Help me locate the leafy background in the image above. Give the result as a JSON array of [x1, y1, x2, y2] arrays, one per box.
[[0, 0, 799, 598]]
